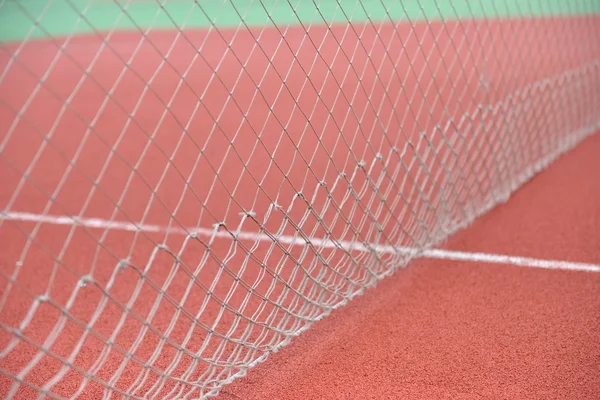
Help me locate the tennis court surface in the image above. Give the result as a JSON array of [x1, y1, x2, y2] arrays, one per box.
[[1, 1, 599, 399]]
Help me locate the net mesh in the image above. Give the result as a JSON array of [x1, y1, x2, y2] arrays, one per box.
[[1, 0, 599, 398]]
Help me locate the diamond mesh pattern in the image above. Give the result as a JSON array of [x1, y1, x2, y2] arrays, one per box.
[[1, 1, 599, 399]]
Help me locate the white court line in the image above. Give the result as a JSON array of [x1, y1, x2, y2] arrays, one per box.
[[2, 211, 599, 273]]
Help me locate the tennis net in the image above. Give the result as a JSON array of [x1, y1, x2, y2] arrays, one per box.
[[1, 0, 599, 398]]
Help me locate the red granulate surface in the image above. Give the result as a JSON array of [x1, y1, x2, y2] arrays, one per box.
[[221, 132, 600, 400], [441, 134, 600, 264], [1, 15, 599, 399]]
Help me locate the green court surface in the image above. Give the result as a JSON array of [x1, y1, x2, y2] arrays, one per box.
[[1, 0, 600, 43]]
